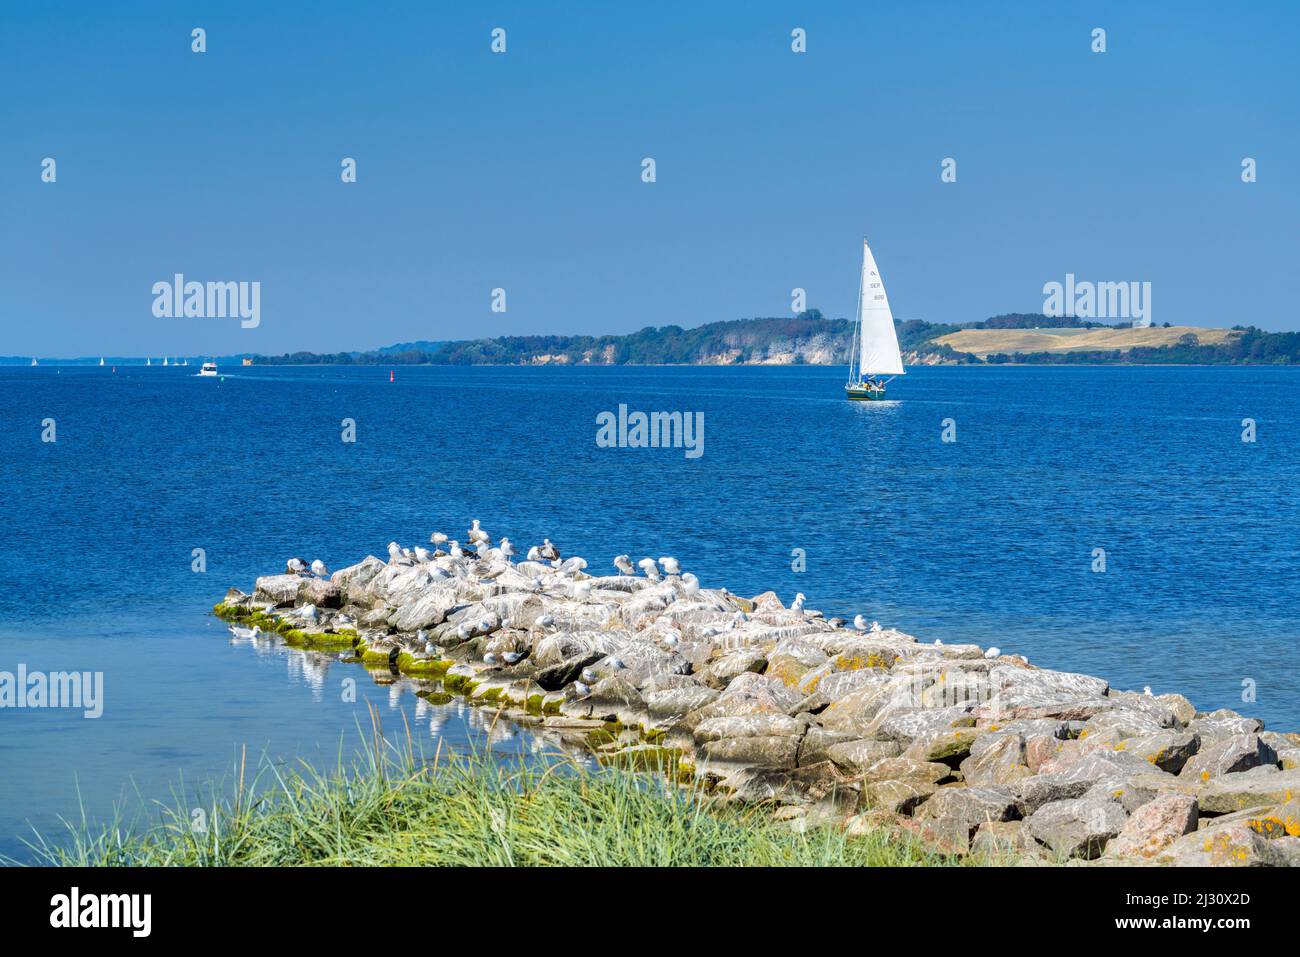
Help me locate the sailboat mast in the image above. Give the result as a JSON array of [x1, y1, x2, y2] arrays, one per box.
[[848, 243, 864, 382]]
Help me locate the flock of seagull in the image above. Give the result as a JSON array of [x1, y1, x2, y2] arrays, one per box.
[[228, 518, 1012, 666]]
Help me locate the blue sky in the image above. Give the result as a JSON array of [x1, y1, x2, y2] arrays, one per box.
[[2, 1, 1297, 356]]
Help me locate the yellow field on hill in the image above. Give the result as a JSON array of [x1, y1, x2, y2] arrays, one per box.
[[934, 325, 1237, 358]]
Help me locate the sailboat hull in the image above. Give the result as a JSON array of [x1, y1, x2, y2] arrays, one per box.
[[845, 381, 886, 400]]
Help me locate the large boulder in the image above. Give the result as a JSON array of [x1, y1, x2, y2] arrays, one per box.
[[961, 733, 1033, 786], [1026, 797, 1127, 859], [389, 584, 458, 631], [1198, 768, 1300, 814], [1105, 794, 1199, 859], [253, 574, 303, 607], [1179, 735, 1276, 782], [1155, 821, 1291, 866], [976, 665, 1111, 722], [824, 739, 902, 775], [914, 785, 1019, 839]]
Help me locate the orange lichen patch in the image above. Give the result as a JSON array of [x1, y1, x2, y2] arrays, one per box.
[[1202, 770, 1212, 782]]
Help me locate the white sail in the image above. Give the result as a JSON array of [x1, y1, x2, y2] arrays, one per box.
[[857, 238, 905, 376]]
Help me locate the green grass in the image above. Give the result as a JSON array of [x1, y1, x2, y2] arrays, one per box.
[[18, 708, 977, 868]]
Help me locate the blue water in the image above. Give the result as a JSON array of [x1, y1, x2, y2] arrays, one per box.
[[1, 363, 1297, 858]]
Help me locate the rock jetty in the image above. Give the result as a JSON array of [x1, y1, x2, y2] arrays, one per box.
[[215, 527, 1300, 867]]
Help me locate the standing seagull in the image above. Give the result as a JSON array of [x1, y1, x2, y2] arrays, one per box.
[[853, 614, 869, 631], [658, 556, 680, 576], [613, 554, 635, 576], [286, 557, 308, 575], [468, 519, 490, 545], [310, 559, 329, 579], [790, 592, 806, 613], [638, 558, 662, 582]]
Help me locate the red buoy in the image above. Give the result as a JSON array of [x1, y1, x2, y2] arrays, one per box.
[[390, 369, 394, 382]]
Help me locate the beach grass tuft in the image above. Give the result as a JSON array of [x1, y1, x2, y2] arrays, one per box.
[[18, 706, 981, 868]]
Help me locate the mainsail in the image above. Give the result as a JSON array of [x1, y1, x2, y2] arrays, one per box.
[[855, 238, 905, 377]]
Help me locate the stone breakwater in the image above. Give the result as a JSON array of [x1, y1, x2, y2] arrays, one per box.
[[214, 533, 1300, 867]]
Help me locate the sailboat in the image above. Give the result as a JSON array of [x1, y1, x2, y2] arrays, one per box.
[[99, 357, 105, 366], [163, 357, 169, 366], [146, 357, 151, 366], [845, 236, 905, 400], [30, 357, 38, 367]]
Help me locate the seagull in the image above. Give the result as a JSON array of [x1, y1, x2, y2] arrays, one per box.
[[310, 559, 329, 578], [337, 614, 356, 628], [679, 572, 700, 596], [638, 558, 662, 582], [449, 541, 464, 559], [557, 556, 587, 575], [483, 652, 499, 666], [228, 624, 261, 639], [414, 546, 431, 563], [664, 634, 680, 648], [526, 545, 542, 562], [540, 539, 560, 561], [537, 613, 555, 628], [572, 580, 593, 601], [581, 667, 599, 684], [502, 651, 525, 665], [934, 639, 943, 647], [607, 657, 626, 670], [659, 556, 680, 576], [1143, 685, 1153, 697], [430, 531, 448, 547], [298, 604, 318, 621], [573, 681, 591, 697], [613, 554, 635, 576], [468, 519, 490, 545], [386, 541, 403, 563], [499, 538, 515, 561], [286, 557, 308, 575], [984, 647, 1001, 659], [424, 640, 436, 654], [870, 621, 882, 634], [853, 614, 869, 631], [790, 592, 806, 613]]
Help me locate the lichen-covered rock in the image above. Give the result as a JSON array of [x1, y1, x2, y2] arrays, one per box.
[[645, 686, 719, 721], [906, 727, 983, 764], [700, 735, 801, 770], [961, 732, 1032, 786], [1197, 767, 1300, 814], [1120, 731, 1200, 774], [972, 820, 1043, 861], [1188, 709, 1265, 738], [976, 665, 1111, 722], [824, 738, 902, 775], [1156, 821, 1291, 866], [860, 756, 954, 786], [797, 726, 859, 767], [860, 778, 938, 815], [914, 785, 1018, 838], [1105, 794, 1199, 859], [693, 713, 805, 743], [1179, 735, 1276, 782], [1027, 797, 1126, 859]]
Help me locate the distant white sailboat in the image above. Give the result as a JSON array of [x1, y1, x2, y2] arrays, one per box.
[[99, 357, 105, 366], [146, 357, 151, 366], [163, 356, 169, 366], [31, 357, 38, 367], [845, 236, 905, 400]]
